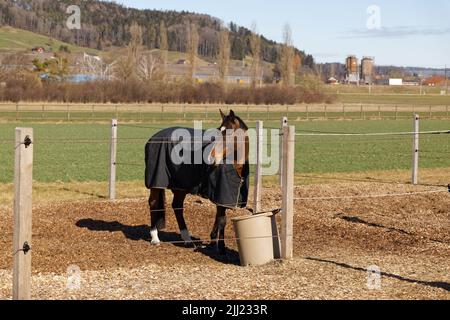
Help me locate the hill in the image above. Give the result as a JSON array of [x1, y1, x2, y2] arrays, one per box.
[[0, 0, 314, 67], [0, 26, 99, 54]]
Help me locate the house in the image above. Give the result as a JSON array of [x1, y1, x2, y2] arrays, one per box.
[[423, 76, 446, 87], [327, 77, 339, 85], [389, 78, 403, 86], [31, 47, 45, 54]]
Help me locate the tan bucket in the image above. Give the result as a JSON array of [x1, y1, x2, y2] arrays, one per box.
[[231, 213, 278, 266]]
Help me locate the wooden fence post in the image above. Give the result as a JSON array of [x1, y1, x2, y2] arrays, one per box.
[[281, 125, 295, 260], [13, 127, 33, 300], [109, 119, 118, 200], [279, 117, 288, 187], [253, 121, 263, 214], [412, 115, 419, 185]]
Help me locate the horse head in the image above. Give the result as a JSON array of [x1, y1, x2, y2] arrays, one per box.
[[210, 110, 249, 177]]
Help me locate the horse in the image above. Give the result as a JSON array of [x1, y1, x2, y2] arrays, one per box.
[[145, 110, 250, 255]]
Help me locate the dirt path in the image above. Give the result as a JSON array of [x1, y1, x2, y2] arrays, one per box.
[[0, 183, 449, 299]]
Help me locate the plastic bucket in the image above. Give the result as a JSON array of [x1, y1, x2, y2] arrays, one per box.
[[231, 213, 276, 266]]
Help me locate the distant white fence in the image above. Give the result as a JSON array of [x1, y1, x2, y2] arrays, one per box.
[[0, 102, 449, 121]]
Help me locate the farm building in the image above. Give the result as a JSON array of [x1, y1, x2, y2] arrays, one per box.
[[31, 47, 45, 53], [327, 77, 339, 85], [389, 78, 403, 86], [423, 76, 446, 87]]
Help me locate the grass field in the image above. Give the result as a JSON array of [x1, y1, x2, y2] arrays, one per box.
[[337, 93, 450, 106], [0, 119, 449, 184], [0, 102, 449, 123], [0, 26, 98, 54]]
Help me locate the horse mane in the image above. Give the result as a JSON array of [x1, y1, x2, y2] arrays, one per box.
[[234, 115, 248, 131]]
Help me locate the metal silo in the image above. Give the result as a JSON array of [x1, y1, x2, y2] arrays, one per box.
[[346, 55, 359, 74], [361, 57, 375, 84], [345, 55, 360, 84]]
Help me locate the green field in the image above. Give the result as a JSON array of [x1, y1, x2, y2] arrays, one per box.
[[0, 120, 449, 184], [0, 26, 98, 54], [0, 102, 449, 123], [337, 93, 450, 106]]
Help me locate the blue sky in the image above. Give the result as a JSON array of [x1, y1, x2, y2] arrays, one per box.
[[116, 0, 450, 68]]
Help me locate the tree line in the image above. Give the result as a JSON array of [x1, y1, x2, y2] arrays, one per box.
[[0, 0, 315, 68]]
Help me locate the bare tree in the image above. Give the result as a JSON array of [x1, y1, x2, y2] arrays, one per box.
[[129, 22, 143, 62], [137, 52, 160, 81], [218, 27, 230, 83], [250, 23, 262, 88], [280, 24, 295, 86], [115, 55, 134, 82], [79, 53, 115, 80], [159, 20, 168, 80], [186, 21, 199, 83]]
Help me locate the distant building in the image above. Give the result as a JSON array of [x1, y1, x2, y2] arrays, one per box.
[[31, 47, 45, 53], [360, 57, 375, 85], [389, 78, 403, 86], [423, 76, 445, 87], [345, 55, 360, 85], [327, 77, 339, 85]]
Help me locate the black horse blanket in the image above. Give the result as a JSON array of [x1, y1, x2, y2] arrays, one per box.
[[145, 127, 249, 208]]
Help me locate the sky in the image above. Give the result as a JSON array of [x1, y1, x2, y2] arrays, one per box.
[[115, 0, 450, 68]]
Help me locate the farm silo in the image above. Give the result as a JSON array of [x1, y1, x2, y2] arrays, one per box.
[[345, 55, 360, 84], [361, 57, 375, 84]]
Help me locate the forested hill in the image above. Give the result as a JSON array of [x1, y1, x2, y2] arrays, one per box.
[[0, 0, 315, 67]]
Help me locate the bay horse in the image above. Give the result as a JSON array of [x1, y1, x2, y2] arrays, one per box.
[[145, 110, 249, 255]]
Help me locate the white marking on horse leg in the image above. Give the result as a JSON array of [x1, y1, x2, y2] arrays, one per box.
[[150, 227, 161, 246], [180, 229, 193, 244]]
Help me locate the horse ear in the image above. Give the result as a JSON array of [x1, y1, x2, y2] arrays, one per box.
[[229, 110, 236, 118], [219, 109, 226, 120]]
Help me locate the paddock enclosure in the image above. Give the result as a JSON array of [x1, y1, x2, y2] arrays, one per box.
[[0, 184, 449, 299], [0, 106, 449, 300]]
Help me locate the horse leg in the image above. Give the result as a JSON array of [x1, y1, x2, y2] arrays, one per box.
[[149, 188, 166, 246], [216, 206, 228, 255], [172, 190, 194, 247], [210, 216, 219, 243]]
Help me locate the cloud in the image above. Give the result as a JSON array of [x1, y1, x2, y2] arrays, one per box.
[[342, 26, 450, 39]]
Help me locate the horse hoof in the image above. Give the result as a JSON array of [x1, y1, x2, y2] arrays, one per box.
[[205, 242, 217, 252], [151, 240, 161, 246], [184, 241, 199, 249]]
